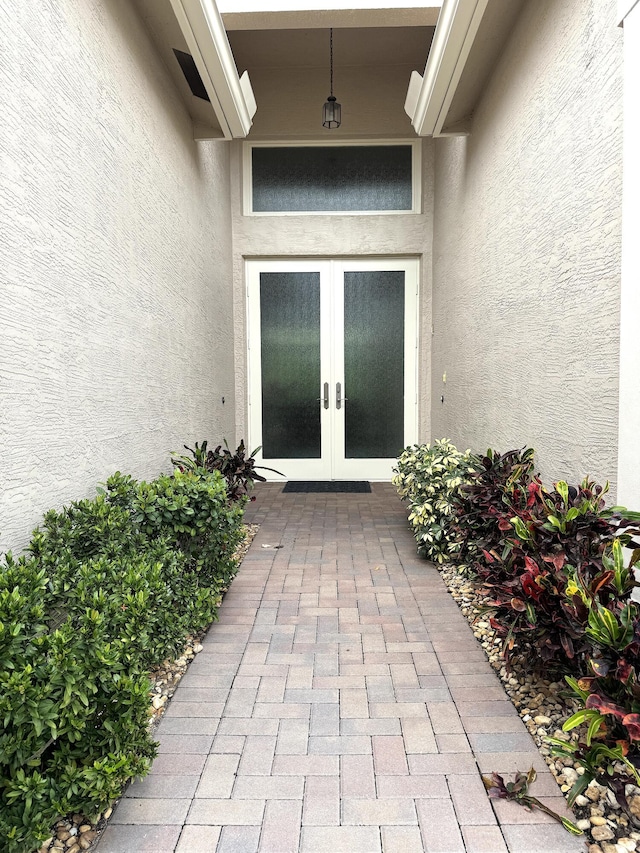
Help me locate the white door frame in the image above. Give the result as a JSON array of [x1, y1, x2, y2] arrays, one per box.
[[246, 257, 419, 481]]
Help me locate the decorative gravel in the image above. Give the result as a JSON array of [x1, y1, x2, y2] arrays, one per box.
[[440, 562, 640, 853], [36, 524, 259, 853]]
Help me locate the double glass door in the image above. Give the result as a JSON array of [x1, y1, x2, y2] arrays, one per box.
[[247, 259, 419, 481]]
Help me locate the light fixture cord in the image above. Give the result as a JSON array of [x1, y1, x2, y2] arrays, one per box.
[[330, 27, 334, 96]]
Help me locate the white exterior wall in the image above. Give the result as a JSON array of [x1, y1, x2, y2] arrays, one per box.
[[617, 0, 640, 510], [0, 0, 235, 553], [230, 139, 434, 449], [431, 0, 623, 491]]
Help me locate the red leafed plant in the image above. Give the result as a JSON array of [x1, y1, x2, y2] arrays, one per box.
[[449, 447, 538, 581], [476, 477, 640, 670], [171, 439, 283, 503]]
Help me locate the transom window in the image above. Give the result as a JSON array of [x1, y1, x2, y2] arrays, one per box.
[[244, 141, 421, 215]]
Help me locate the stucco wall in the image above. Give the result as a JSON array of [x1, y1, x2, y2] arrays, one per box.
[[0, 0, 235, 553], [230, 138, 434, 451], [431, 0, 623, 491]]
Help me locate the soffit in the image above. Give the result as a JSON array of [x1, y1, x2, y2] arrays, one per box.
[[132, 0, 225, 137], [228, 26, 434, 73], [229, 27, 434, 140], [226, 0, 526, 139], [131, 0, 524, 143], [440, 0, 526, 132]]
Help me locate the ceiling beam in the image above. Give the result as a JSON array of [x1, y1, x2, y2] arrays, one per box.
[[168, 0, 257, 138], [217, 0, 440, 11], [221, 7, 441, 30], [404, 0, 489, 137]]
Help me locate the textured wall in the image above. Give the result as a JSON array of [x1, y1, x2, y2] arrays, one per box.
[[230, 139, 434, 450], [0, 0, 235, 553], [431, 0, 623, 491]]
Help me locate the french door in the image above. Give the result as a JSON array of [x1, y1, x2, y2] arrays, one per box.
[[247, 258, 419, 481]]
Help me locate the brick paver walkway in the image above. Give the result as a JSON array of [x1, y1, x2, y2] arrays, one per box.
[[97, 484, 583, 853]]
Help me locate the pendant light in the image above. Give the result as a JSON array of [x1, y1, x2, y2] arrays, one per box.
[[322, 28, 341, 129]]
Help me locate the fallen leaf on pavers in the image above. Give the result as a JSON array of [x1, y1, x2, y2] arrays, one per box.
[[482, 769, 583, 836]]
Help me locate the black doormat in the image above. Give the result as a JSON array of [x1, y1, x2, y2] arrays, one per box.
[[282, 481, 371, 493]]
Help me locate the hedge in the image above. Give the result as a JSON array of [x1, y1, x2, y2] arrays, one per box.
[[0, 468, 244, 853]]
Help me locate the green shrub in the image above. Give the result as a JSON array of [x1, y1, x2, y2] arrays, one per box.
[[0, 553, 155, 853], [107, 468, 244, 632], [123, 468, 244, 593], [393, 439, 474, 563], [1, 468, 245, 853]]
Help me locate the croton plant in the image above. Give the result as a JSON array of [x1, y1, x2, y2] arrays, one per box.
[[395, 440, 640, 822]]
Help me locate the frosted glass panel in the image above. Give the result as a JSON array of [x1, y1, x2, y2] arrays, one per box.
[[252, 146, 413, 212], [260, 272, 321, 458], [344, 271, 405, 458]]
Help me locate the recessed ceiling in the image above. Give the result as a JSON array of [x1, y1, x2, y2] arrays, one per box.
[[229, 27, 434, 73], [228, 26, 434, 139]]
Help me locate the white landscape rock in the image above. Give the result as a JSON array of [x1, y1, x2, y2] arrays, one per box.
[[438, 560, 640, 852]]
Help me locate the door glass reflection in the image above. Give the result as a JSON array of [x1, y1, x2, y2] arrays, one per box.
[[344, 271, 405, 458], [260, 272, 321, 458]]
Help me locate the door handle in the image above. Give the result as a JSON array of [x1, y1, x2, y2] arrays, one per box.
[[336, 382, 348, 409], [317, 382, 329, 409]]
